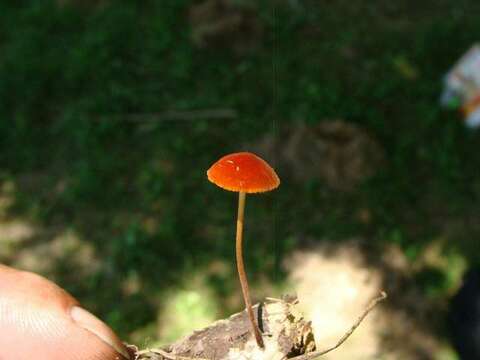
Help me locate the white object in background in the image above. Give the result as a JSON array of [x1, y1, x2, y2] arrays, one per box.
[[440, 44, 480, 128], [465, 106, 480, 128], [442, 44, 480, 103]]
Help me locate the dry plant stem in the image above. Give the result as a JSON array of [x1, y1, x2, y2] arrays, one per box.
[[286, 291, 388, 360], [236, 191, 265, 349]]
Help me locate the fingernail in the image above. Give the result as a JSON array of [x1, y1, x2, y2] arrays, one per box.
[[71, 306, 131, 359]]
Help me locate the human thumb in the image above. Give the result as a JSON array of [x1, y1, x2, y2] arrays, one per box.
[[0, 264, 131, 360]]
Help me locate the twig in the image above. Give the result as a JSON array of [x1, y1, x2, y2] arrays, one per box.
[[98, 109, 237, 123], [136, 347, 210, 360], [287, 291, 387, 360]]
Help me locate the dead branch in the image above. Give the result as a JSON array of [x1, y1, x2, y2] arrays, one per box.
[[135, 291, 387, 360]]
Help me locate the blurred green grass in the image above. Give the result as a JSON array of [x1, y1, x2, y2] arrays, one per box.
[[1, 0, 480, 348]]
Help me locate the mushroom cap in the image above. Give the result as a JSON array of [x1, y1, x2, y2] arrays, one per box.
[[207, 152, 280, 193]]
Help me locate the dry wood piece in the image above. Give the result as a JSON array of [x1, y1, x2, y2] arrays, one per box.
[[135, 292, 386, 360]]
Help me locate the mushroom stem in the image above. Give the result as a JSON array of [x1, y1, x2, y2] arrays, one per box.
[[235, 191, 265, 349]]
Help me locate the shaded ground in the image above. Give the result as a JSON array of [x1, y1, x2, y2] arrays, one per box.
[[1, 1, 480, 359]]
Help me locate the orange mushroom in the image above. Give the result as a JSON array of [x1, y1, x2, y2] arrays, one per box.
[[207, 152, 280, 349]]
